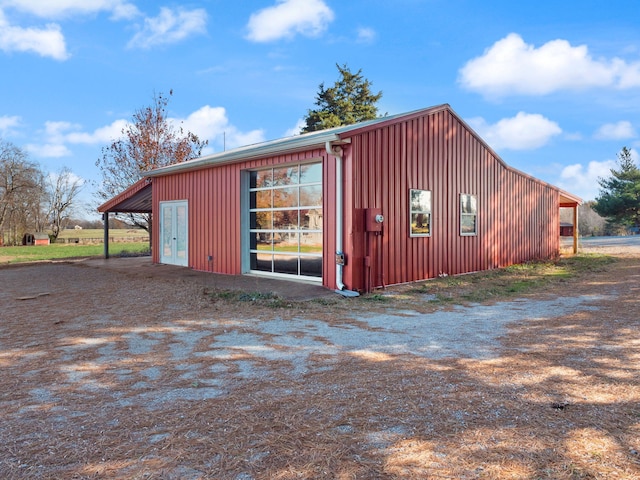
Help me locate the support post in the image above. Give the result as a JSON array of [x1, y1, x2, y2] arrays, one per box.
[[572, 205, 579, 254], [103, 212, 110, 259]]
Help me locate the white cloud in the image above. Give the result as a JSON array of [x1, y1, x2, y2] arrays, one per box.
[[64, 119, 129, 144], [467, 112, 562, 150], [594, 121, 637, 140], [25, 119, 127, 158], [246, 0, 334, 42], [173, 105, 265, 151], [25, 142, 72, 158], [356, 27, 376, 44], [557, 159, 617, 201], [27, 106, 265, 159], [0, 0, 139, 20], [0, 114, 21, 135], [47, 169, 84, 186], [127, 7, 207, 49], [0, 10, 68, 59], [284, 119, 305, 137], [459, 33, 640, 97]]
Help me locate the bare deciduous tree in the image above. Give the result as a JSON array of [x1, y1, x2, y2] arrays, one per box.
[[48, 167, 83, 241], [561, 201, 607, 237], [95, 91, 208, 232], [0, 140, 45, 245]]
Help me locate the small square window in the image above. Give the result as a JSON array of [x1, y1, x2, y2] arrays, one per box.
[[460, 193, 478, 236], [410, 189, 431, 236]]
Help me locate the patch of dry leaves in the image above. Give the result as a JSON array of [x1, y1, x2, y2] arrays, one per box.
[[1, 250, 639, 479]]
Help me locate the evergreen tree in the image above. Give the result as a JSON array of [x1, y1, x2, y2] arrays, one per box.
[[302, 64, 382, 133], [593, 147, 640, 231]]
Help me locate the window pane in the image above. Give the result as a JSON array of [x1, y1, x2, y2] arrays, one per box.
[[251, 211, 272, 230], [273, 166, 298, 186], [411, 189, 431, 212], [273, 187, 298, 208], [251, 170, 272, 189], [300, 185, 322, 207], [274, 254, 298, 275], [251, 252, 272, 272], [300, 232, 322, 254], [411, 213, 431, 235], [461, 215, 477, 235], [162, 207, 172, 256], [252, 190, 272, 209], [461, 194, 477, 214], [300, 255, 322, 277], [299, 163, 322, 184], [274, 231, 299, 252], [273, 210, 299, 230], [255, 232, 273, 250], [300, 208, 323, 230]]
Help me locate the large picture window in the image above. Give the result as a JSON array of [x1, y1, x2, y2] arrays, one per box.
[[460, 193, 478, 236], [249, 162, 323, 279], [410, 189, 431, 236]]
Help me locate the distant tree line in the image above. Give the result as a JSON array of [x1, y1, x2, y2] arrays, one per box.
[[560, 202, 607, 237], [0, 140, 81, 246]]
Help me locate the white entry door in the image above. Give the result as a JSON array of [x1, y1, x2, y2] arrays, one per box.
[[160, 200, 188, 267]]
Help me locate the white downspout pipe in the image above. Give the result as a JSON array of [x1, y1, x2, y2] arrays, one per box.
[[326, 140, 359, 297]]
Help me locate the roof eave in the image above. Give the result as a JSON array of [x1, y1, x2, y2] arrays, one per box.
[[146, 132, 341, 177], [559, 190, 583, 206]]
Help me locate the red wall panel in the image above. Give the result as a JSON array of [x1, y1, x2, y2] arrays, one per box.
[[152, 149, 337, 286], [150, 106, 563, 293], [343, 109, 560, 291]]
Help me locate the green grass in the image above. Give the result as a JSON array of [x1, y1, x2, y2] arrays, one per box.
[[412, 253, 616, 305], [0, 243, 150, 264]]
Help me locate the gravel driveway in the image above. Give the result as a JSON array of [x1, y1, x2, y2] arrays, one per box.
[[1, 253, 639, 479]]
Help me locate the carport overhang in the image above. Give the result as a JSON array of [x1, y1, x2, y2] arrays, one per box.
[[559, 190, 582, 255], [97, 177, 152, 259]]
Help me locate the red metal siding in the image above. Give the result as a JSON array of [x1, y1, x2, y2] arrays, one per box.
[[343, 109, 560, 291], [148, 106, 564, 293], [152, 148, 338, 287]]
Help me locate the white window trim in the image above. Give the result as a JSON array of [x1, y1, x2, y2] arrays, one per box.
[[409, 188, 432, 237], [460, 193, 478, 237]]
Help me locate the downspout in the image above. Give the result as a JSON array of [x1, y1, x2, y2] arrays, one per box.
[[326, 140, 359, 297]]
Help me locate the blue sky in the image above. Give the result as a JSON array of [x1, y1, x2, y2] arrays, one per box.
[[1, 0, 640, 217]]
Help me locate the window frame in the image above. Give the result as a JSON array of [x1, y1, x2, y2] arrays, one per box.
[[247, 160, 323, 280], [409, 188, 432, 237], [460, 193, 478, 236]]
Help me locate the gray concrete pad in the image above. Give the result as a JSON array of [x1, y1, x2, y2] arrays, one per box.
[[81, 255, 336, 301]]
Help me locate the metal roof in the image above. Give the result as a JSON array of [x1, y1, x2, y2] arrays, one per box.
[[97, 177, 152, 213], [146, 105, 450, 177], [99, 103, 582, 212]]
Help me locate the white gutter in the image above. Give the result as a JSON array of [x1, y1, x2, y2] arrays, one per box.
[[326, 140, 359, 297], [148, 131, 342, 177]]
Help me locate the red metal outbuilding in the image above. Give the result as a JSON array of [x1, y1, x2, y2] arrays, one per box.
[[99, 104, 581, 294]]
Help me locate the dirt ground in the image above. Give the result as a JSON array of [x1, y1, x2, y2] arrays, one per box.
[[1, 247, 639, 479]]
